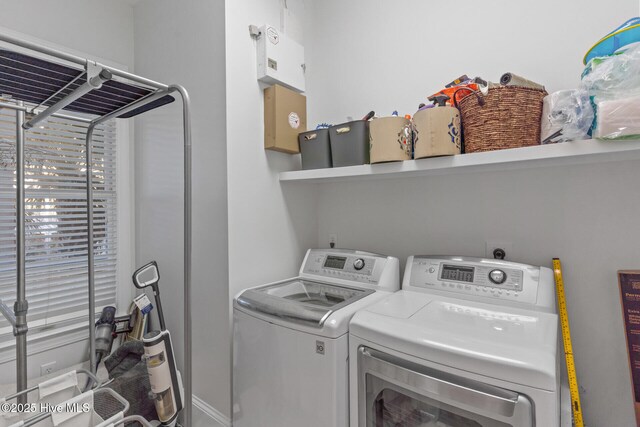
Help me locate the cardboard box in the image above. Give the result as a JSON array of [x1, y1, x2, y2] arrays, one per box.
[[264, 84, 306, 154], [413, 106, 461, 158], [369, 116, 412, 163]]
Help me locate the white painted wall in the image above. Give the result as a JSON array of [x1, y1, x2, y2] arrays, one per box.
[[225, 0, 317, 319], [0, 0, 136, 383], [305, 0, 636, 124], [0, 0, 134, 70], [304, 1, 639, 426], [132, 0, 230, 419], [0, 330, 89, 384]]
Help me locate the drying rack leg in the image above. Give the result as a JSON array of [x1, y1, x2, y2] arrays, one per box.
[[84, 85, 192, 423], [170, 84, 193, 427], [15, 101, 28, 403], [86, 125, 96, 374]]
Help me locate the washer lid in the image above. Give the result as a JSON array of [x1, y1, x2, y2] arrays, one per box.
[[236, 279, 374, 328], [350, 291, 559, 391]]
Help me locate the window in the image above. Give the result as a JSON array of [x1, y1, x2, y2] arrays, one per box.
[[0, 108, 118, 346]]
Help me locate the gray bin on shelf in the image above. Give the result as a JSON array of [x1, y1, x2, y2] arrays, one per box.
[[329, 120, 370, 167], [299, 129, 332, 170]]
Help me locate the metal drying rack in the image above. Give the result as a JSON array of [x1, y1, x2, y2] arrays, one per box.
[[0, 32, 193, 425]]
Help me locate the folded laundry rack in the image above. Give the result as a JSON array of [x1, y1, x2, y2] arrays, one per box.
[[0, 32, 193, 426]]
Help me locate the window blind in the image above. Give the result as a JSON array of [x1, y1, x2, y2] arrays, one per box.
[[0, 107, 117, 345]]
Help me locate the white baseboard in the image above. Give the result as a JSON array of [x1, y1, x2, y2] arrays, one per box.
[[193, 395, 231, 427]]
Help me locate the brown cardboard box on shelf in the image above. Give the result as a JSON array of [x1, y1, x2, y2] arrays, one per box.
[[264, 84, 306, 154], [369, 116, 412, 163], [413, 106, 461, 158]]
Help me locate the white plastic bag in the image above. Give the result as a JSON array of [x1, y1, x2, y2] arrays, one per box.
[[582, 43, 640, 101], [541, 90, 594, 143], [581, 43, 640, 139]]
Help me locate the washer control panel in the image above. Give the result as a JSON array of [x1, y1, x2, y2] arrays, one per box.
[[405, 256, 546, 306], [301, 249, 391, 286]]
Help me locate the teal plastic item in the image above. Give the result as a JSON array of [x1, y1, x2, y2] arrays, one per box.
[[584, 17, 640, 64]]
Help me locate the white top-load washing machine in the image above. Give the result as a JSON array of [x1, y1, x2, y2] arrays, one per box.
[[349, 255, 563, 427], [233, 248, 399, 427]]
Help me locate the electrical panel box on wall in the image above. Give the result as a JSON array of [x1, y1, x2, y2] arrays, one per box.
[[257, 25, 305, 92]]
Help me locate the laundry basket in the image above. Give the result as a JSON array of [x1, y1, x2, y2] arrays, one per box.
[[456, 86, 547, 153], [1, 370, 100, 427], [12, 387, 134, 427]]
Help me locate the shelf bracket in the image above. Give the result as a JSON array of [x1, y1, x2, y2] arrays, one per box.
[[23, 61, 112, 129]]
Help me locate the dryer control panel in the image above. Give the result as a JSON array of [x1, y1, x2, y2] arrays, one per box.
[[404, 256, 555, 309], [300, 249, 399, 291]]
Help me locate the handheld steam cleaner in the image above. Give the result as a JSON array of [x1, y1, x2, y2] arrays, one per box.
[[133, 261, 185, 426]]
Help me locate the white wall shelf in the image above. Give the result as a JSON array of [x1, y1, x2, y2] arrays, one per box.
[[280, 139, 640, 183]]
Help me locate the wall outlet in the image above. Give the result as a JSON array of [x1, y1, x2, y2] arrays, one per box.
[[328, 233, 337, 248], [40, 361, 57, 376], [485, 241, 513, 260]]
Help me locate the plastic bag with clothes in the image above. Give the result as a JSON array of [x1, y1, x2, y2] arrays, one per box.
[[581, 44, 640, 139], [541, 90, 594, 143]]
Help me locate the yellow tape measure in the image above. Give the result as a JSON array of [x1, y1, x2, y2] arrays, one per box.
[[552, 258, 584, 427]]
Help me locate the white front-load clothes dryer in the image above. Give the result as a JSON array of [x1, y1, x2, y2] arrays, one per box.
[[233, 249, 399, 427], [349, 256, 567, 427]]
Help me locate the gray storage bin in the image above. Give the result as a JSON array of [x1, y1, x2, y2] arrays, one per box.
[[329, 120, 370, 167], [298, 129, 332, 170]]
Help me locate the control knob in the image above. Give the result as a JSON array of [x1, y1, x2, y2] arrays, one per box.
[[353, 258, 365, 270], [489, 269, 507, 284]]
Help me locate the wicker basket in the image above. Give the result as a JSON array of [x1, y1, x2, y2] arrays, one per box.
[[456, 86, 547, 153]]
